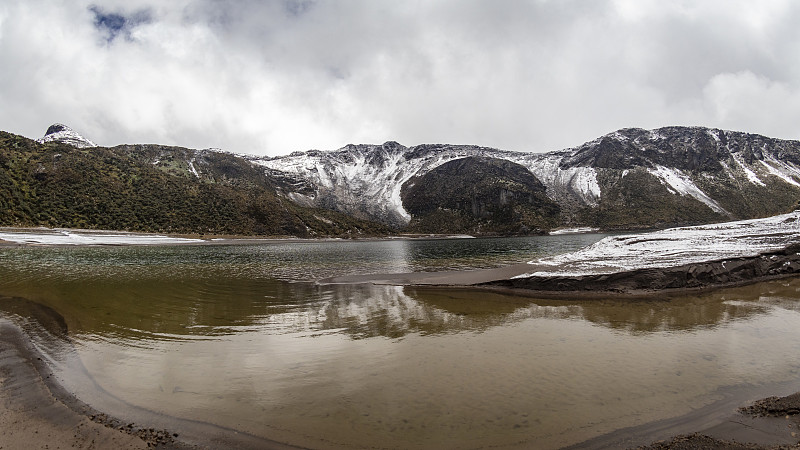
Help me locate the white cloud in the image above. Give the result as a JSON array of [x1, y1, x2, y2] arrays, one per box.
[[1, 0, 800, 156], [703, 71, 800, 136]]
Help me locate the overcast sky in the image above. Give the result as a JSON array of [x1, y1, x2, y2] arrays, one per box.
[[2, 0, 800, 156]]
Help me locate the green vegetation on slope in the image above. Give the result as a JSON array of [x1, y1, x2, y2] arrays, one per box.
[[0, 132, 389, 237], [584, 168, 726, 229]]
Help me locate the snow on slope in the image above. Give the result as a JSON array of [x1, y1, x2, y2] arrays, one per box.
[[258, 144, 601, 226], [646, 165, 728, 214], [759, 156, 800, 188], [256, 127, 800, 228], [515, 211, 800, 278], [37, 123, 97, 148]]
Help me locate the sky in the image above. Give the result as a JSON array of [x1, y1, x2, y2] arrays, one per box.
[[2, 0, 800, 157]]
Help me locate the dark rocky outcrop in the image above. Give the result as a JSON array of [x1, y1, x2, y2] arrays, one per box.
[[401, 156, 560, 235]]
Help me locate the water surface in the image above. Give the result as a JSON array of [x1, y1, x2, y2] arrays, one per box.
[[2, 235, 800, 449]]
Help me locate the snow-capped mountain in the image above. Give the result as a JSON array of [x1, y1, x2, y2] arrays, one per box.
[[37, 123, 97, 148], [256, 142, 600, 228], [22, 123, 800, 233], [257, 126, 800, 230]]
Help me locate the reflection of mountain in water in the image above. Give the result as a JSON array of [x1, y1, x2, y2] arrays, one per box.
[[308, 285, 580, 339], [2, 276, 797, 343], [252, 282, 789, 339]]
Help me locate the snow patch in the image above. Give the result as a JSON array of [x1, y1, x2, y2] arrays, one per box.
[[187, 160, 200, 178], [760, 157, 800, 188], [646, 165, 728, 214], [731, 153, 765, 186], [549, 227, 599, 235], [0, 229, 204, 246], [520, 154, 601, 205], [37, 124, 96, 148], [515, 211, 800, 278]]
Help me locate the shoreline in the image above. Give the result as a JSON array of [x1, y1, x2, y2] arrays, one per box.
[[319, 244, 800, 300], [0, 298, 298, 450], [4, 216, 800, 448], [0, 226, 494, 247]]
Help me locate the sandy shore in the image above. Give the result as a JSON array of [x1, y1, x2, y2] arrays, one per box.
[[0, 298, 298, 450], [0, 320, 166, 449]]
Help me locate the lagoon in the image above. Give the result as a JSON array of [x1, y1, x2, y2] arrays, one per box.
[[2, 235, 800, 449]]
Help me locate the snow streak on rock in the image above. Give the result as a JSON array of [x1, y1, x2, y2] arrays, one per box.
[[646, 165, 728, 214]]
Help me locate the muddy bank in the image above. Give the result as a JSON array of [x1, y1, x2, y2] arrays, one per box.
[[635, 391, 800, 450], [569, 386, 800, 450], [481, 243, 800, 297]]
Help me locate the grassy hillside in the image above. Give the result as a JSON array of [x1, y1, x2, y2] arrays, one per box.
[[0, 132, 389, 237]]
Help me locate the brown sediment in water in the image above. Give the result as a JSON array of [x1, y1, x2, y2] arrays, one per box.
[[317, 247, 800, 449], [0, 297, 298, 450]]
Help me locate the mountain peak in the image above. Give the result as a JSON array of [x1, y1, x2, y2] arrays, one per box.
[[37, 123, 97, 148]]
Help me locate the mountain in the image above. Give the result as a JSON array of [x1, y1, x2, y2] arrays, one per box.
[[260, 126, 800, 231], [5, 124, 800, 236], [0, 130, 389, 237], [36, 123, 97, 148]]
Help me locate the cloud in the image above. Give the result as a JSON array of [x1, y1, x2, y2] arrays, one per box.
[[1, 0, 800, 156]]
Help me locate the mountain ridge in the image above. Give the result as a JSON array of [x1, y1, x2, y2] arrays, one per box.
[[258, 126, 800, 230], [14, 123, 800, 235]]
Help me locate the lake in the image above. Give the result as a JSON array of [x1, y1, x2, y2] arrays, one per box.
[[2, 235, 800, 449]]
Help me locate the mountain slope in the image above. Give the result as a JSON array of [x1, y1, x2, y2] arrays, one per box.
[[0, 131, 389, 237], [260, 126, 800, 230]]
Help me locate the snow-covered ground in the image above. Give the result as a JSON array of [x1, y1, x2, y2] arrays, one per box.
[[0, 229, 204, 246], [549, 227, 600, 235], [515, 211, 800, 278]]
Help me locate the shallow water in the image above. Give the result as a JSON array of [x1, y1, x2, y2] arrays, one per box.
[[2, 236, 800, 449]]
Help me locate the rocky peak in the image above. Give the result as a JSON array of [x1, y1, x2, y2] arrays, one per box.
[[37, 123, 97, 148]]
